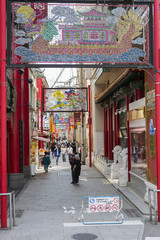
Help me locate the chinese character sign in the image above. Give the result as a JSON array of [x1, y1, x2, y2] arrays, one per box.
[[43, 88, 88, 112]]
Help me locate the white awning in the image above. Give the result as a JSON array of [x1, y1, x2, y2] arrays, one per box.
[[31, 136, 50, 142]]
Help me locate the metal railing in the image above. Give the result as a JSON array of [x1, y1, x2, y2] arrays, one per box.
[[0, 192, 16, 229], [148, 188, 160, 225]]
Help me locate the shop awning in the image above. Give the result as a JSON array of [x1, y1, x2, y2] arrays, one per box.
[[31, 136, 50, 142]]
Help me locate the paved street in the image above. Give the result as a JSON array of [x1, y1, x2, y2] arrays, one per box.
[[1, 156, 160, 240]]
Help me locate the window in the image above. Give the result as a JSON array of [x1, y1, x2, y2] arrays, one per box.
[[83, 32, 88, 40], [74, 32, 81, 40], [90, 31, 99, 39], [100, 32, 105, 40], [65, 32, 71, 40]]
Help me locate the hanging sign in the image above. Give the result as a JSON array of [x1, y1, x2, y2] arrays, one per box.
[[43, 88, 88, 112], [9, 2, 151, 66], [49, 116, 53, 133]]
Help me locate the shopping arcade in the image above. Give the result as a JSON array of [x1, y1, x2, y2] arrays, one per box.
[[1, 0, 160, 228]]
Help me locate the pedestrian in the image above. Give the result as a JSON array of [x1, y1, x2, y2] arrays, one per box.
[[61, 144, 67, 162], [50, 143, 56, 158], [72, 153, 81, 184], [78, 145, 81, 161], [67, 145, 73, 161], [42, 151, 51, 173], [71, 142, 76, 154], [54, 144, 61, 165], [69, 153, 75, 184]]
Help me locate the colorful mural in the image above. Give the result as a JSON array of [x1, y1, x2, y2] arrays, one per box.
[[43, 88, 88, 112], [11, 3, 150, 64]]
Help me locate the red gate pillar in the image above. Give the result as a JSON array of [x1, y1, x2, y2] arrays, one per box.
[[154, 0, 160, 222], [0, 0, 7, 228], [88, 85, 92, 167], [108, 105, 113, 160], [103, 108, 106, 157], [105, 108, 108, 158], [23, 69, 30, 176]]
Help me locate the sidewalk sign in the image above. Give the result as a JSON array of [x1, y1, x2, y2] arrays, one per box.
[[78, 195, 124, 225]]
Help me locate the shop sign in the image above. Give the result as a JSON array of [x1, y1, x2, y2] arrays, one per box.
[[147, 90, 155, 101], [127, 107, 145, 121], [149, 118, 155, 135], [49, 116, 53, 133], [146, 90, 155, 110]]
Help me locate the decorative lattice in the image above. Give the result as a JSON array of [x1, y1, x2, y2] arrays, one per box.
[[43, 88, 88, 112], [11, 2, 150, 64]]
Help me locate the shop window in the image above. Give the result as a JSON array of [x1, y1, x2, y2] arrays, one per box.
[[130, 128, 147, 179]]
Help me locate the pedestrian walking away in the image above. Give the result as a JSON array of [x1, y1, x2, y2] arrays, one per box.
[[42, 151, 51, 172]]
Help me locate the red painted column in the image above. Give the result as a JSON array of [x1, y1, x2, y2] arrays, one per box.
[[41, 87, 43, 148], [127, 94, 131, 182], [108, 105, 113, 160], [103, 108, 106, 157], [105, 108, 108, 157], [88, 85, 92, 167], [114, 102, 119, 146], [0, 0, 7, 228], [37, 78, 43, 148], [154, 0, 160, 222], [135, 89, 143, 100], [10, 70, 21, 173], [23, 69, 29, 166]]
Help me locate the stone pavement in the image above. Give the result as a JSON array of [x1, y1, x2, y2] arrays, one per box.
[[0, 156, 160, 240]]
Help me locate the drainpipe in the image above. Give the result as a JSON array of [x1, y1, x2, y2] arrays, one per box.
[[154, 0, 160, 222], [0, 0, 7, 228]]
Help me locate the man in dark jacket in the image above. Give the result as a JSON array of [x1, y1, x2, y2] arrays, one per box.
[[72, 153, 81, 184]]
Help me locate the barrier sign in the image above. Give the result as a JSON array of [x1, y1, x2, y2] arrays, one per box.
[[89, 196, 120, 213], [78, 195, 124, 225]]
